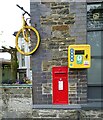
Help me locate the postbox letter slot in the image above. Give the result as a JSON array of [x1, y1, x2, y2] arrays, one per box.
[[54, 72, 66, 74]]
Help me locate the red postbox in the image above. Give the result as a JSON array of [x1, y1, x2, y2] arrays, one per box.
[[52, 66, 69, 104]]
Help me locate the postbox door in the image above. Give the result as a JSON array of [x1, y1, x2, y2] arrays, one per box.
[[52, 66, 68, 104]]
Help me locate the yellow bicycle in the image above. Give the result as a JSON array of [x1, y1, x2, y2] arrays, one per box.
[[15, 4, 40, 55]]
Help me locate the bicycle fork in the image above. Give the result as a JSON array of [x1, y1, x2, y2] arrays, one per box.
[[22, 28, 29, 42], [22, 16, 29, 42]]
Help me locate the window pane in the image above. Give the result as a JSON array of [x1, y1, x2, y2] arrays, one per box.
[[88, 86, 102, 99], [21, 55, 25, 67], [88, 59, 102, 84], [87, 3, 103, 29], [87, 31, 101, 56]]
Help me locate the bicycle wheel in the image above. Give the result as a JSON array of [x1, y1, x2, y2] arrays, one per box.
[[15, 26, 40, 55]]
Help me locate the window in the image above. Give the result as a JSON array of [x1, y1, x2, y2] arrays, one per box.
[[87, 3, 103, 100]]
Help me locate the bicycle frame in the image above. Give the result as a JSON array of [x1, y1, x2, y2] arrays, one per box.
[[16, 4, 30, 42]]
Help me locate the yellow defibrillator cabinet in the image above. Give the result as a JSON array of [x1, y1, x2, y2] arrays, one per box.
[[68, 44, 91, 68]]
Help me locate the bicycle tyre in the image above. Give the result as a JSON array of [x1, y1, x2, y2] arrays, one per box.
[[15, 26, 40, 55]]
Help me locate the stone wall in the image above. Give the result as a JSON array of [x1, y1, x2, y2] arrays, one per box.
[[0, 87, 103, 119], [0, 86, 32, 119], [31, 2, 87, 105]]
